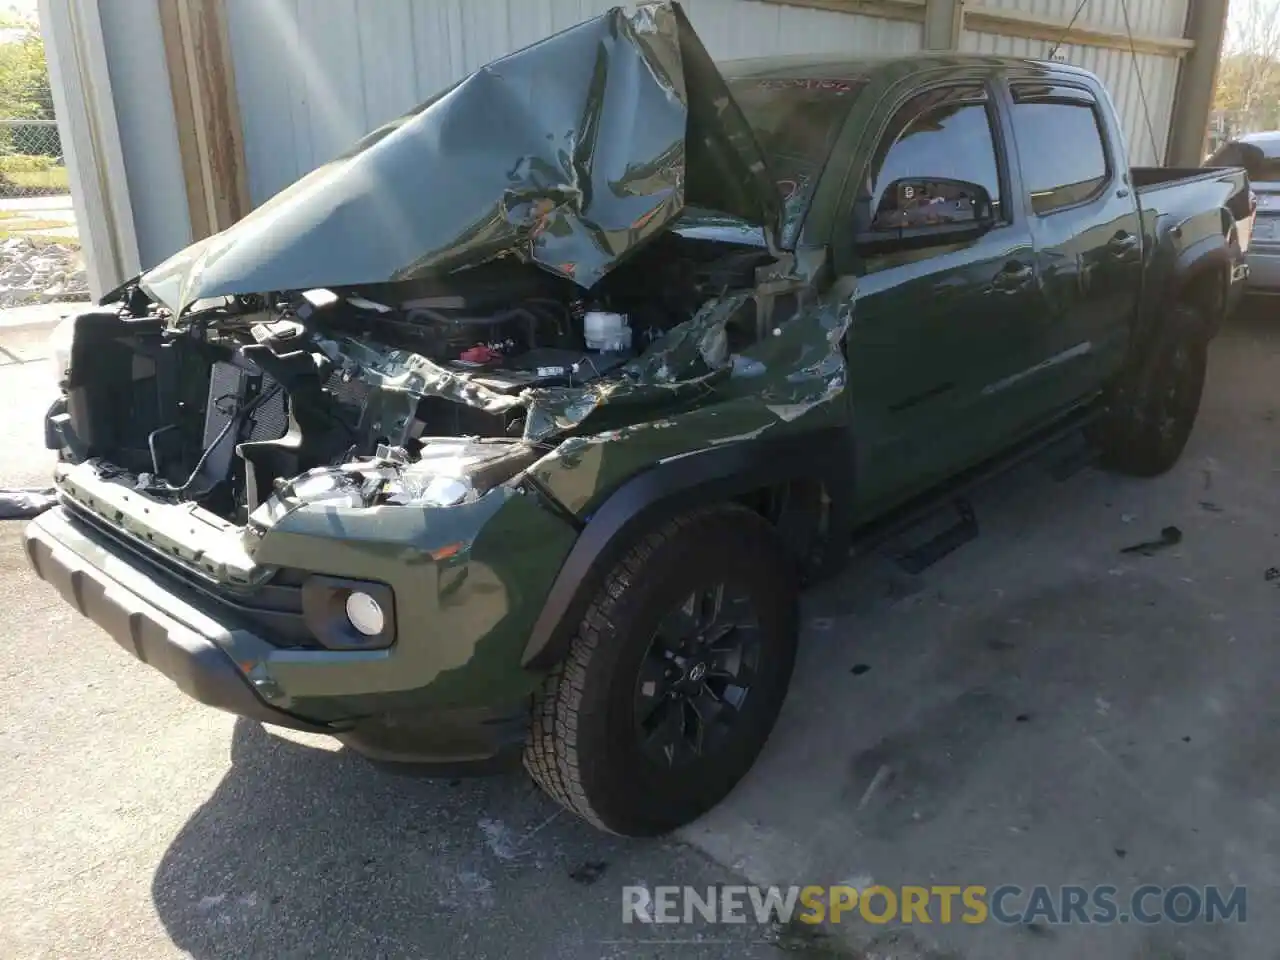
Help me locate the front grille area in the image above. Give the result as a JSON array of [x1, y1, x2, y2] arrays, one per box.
[[61, 500, 317, 648], [200, 363, 291, 489]]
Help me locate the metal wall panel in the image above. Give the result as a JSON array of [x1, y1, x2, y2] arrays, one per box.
[[960, 28, 1181, 165], [97, 0, 192, 267], [969, 0, 1187, 39], [226, 0, 922, 204]]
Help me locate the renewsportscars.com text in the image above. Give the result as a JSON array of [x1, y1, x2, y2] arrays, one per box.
[[622, 884, 1247, 926]]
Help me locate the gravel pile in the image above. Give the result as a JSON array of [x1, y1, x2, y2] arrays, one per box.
[[0, 237, 88, 307]]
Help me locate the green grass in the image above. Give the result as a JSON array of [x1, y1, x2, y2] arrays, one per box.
[[0, 218, 68, 231], [7, 167, 68, 191]]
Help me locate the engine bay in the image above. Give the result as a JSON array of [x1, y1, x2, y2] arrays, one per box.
[[53, 235, 776, 526]]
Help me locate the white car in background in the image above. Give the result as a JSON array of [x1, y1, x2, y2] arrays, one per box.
[[1208, 132, 1280, 295]]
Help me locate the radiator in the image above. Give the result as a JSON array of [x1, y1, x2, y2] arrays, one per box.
[[200, 362, 288, 487]]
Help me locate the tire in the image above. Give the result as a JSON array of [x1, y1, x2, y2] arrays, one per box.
[[524, 504, 799, 836], [1093, 303, 1209, 478]]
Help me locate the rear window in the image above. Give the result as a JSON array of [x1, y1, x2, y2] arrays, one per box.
[[1207, 141, 1280, 183], [1011, 100, 1109, 214], [727, 77, 865, 233]]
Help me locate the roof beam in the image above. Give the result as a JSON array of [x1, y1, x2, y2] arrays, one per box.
[[963, 4, 1195, 58], [753, 0, 925, 23]]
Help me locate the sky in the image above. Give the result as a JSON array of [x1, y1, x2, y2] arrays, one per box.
[[1224, 0, 1280, 55]]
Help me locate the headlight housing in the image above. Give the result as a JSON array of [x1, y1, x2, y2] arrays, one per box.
[[381, 439, 538, 507], [254, 439, 541, 522]]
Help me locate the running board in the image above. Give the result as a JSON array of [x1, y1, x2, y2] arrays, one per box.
[[1044, 430, 1098, 481], [891, 498, 978, 574], [845, 403, 1101, 574]]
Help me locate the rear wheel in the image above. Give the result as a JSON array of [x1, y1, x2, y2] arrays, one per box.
[[524, 504, 799, 836], [1093, 304, 1209, 477]]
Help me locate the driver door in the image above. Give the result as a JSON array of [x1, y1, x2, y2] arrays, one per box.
[[840, 81, 1044, 516]]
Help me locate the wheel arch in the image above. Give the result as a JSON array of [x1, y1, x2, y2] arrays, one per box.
[[1165, 235, 1230, 339], [520, 427, 854, 670]]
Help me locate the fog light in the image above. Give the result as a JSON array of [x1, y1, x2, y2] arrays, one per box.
[[345, 591, 385, 637]]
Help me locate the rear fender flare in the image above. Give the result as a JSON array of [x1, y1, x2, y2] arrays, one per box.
[[520, 427, 854, 669], [1166, 234, 1229, 337]]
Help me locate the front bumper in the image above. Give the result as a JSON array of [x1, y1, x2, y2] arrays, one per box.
[[24, 504, 540, 766], [24, 506, 333, 733]]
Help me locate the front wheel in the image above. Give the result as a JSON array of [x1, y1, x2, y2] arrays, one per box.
[[1093, 306, 1209, 477], [524, 504, 799, 836]]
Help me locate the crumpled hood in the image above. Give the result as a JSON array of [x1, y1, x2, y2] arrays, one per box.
[[141, 1, 781, 315]]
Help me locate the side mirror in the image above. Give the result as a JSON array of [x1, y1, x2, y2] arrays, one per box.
[[855, 177, 996, 252]]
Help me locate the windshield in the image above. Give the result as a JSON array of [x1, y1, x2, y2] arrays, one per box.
[[727, 77, 865, 239]]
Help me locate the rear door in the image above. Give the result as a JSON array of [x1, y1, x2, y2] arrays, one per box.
[[839, 80, 1044, 514], [1005, 80, 1142, 403]]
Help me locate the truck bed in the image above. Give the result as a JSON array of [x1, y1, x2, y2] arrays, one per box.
[[1131, 166, 1242, 192]]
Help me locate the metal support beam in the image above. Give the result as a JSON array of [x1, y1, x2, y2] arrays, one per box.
[[1167, 0, 1228, 166], [38, 0, 140, 298], [157, 0, 250, 240], [963, 4, 1194, 58], [923, 0, 963, 50], [755, 0, 925, 23]]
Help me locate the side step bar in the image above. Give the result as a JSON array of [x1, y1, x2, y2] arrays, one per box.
[[847, 403, 1101, 574], [892, 498, 978, 575]]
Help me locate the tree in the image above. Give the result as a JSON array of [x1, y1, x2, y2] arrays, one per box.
[[0, 18, 51, 121], [1215, 0, 1280, 136]]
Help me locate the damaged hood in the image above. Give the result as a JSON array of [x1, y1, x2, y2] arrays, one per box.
[[141, 1, 781, 315]]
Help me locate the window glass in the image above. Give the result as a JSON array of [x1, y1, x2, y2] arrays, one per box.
[[1011, 101, 1108, 214], [727, 77, 865, 234], [868, 87, 1003, 220]]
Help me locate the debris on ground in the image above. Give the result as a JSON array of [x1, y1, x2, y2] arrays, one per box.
[[1265, 567, 1280, 583], [567, 860, 608, 885], [0, 237, 88, 307], [1199, 500, 1223, 513], [1120, 525, 1182, 556], [0, 487, 55, 519]]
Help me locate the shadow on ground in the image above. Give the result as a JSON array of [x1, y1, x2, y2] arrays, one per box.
[[150, 720, 822, 959]]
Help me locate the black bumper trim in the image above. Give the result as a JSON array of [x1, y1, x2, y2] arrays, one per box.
[[24, 507, 333, 734]]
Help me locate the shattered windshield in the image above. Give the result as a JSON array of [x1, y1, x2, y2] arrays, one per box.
[[727, 77, 866, 238]]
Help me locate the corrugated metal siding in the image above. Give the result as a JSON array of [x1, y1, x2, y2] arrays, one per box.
[[226, 0, 921, 205], [970, 0, 1186, 39], [97, 0, 192, 267], [959, 29, 1180, 166]]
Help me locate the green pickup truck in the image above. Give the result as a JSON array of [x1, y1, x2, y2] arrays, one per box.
[[26, 3, 1251, 836]]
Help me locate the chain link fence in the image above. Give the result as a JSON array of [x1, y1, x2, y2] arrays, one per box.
[[0, 118, 67, 198], [0, 21, 86, 307], [0, 18, 68, 201]]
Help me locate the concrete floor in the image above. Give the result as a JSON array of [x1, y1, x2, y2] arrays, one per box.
[[691, 302, 1280, 959], [1, 304, 1278, 958]]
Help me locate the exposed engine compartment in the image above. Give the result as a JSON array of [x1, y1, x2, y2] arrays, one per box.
[[54, 235, 775, 526]]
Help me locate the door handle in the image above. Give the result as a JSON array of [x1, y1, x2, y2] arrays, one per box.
[[985, 260, 1034, 294], [1108, 231, 1140, 256]]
